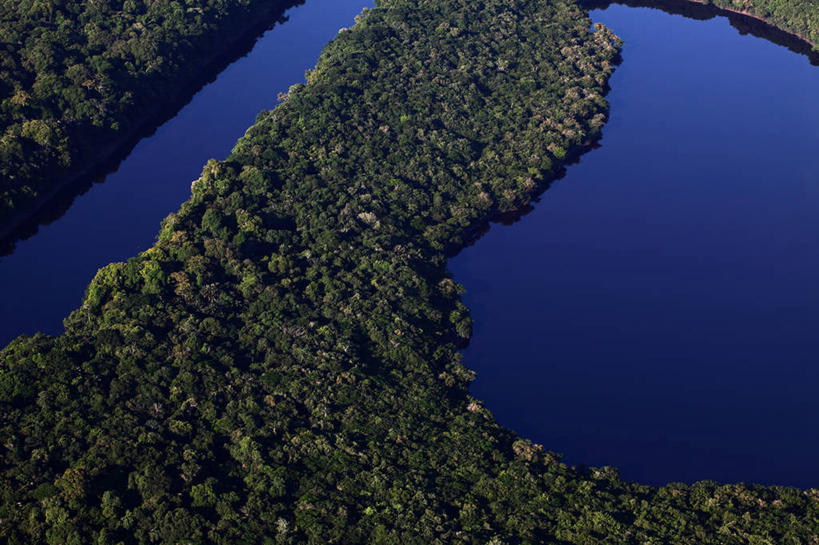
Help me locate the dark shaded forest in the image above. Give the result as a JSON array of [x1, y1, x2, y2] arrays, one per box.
[[1, 0, 818, 543], [0, 0, 302, 234]]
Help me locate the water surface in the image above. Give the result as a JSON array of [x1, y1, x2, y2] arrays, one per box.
[[0, 0, 371, 347], [452, 4, 819, 487]]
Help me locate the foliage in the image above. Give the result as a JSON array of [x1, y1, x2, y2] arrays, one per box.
[[1, 0, 819, 543]]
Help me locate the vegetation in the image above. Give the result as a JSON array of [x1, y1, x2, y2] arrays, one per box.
[[2, 0, 819, 543], [0, 0, 301, 232]]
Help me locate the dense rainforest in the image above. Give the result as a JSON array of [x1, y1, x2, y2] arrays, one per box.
[[2, 0, 818, 543], [0, 0, 302, 235]]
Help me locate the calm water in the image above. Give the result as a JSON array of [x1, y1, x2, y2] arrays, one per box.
[[0, 0, 371, 347], [453, 4, 819, 487]]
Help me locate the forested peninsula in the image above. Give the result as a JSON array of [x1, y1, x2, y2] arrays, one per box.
[[0, 0, 302, 239], [2, 0, 819, 543]]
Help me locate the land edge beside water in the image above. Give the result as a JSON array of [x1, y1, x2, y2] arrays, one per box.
[[0, 0, 305, 255], [688, 0, 819, 48], [586, 0, 819, 59], [449, 0, 819, 261], [444, 134, 606, 263]]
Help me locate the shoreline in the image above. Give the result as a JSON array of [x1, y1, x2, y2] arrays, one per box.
[[584, 0, 819, 57], [0, 1, 302, 254]]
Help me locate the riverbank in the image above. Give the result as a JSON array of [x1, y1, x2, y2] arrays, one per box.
[[0, 0, 303, 252], [585, 0, 819, 58]]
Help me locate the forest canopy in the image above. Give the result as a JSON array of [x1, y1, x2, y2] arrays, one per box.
[[1, 0, 819, 543]]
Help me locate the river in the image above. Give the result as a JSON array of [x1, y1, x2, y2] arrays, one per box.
[[452, 3, 819, 487], [0, 0, 372, 348]]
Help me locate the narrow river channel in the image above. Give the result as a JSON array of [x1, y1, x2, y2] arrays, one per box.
[[0, 0, 372, 348], [452, 3, 819, 487]]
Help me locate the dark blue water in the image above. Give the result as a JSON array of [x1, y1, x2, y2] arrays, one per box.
[[0, 0, 371, 347], [452, 4, 819, 487]]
